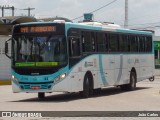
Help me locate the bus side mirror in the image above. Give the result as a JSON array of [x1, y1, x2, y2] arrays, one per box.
[[5, 38, 11, 59]]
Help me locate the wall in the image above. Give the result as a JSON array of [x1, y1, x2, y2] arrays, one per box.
[[0, 35, 11, 80]]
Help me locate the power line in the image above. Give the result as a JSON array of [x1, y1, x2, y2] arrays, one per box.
[[72, 0, 119, 21]]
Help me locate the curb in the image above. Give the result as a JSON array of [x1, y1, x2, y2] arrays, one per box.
[[0, 80, 11, 85]]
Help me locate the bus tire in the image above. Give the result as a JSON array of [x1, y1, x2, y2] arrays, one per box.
[[38, 92, 45, 99], [81, 74, 93, 98], [128, 71, 137, 90], [120, 71, 136, 91]]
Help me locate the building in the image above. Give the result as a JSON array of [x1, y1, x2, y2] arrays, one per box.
[[0, 35, 11, 80]]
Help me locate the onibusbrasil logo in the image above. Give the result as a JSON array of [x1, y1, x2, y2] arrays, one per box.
[[2, 112, 42, 118]]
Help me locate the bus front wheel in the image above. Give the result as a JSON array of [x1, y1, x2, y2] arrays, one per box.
[[81, 74, 93, 98], [38, 92, 45, 99]]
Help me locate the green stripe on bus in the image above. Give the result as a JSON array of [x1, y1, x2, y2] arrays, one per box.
[[36, 62, 58, 66], [15, 62, 59, 67], [15, 62, 35, 66]]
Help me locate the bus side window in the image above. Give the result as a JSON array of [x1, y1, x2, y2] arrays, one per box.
[[130, 35, 138, 52], [139, 36, 145, 52], [97, 32, 105, 52], [69, 37, 81, 57], [82, 31, 95, 53], [146, 36, 152, 52], [109, 33, 119, 52], [105, 33, 109, 52], [119, 34, 128, 52], [126, 35, 131, 52]]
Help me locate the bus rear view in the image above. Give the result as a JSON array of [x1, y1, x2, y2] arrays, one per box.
[[9, 23, 68, 98]]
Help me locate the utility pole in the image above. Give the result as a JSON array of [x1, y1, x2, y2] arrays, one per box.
[[12, 6, 14, 16], [22, 7, 35, 16], [124, 0, 128, 28], [0, 5, 15, 17]]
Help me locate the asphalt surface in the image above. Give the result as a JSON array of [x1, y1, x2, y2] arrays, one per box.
[[0, 76, 160, 119]]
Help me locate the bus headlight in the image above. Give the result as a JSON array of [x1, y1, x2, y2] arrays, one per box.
[[11, 75, 19, 82], [54, 73, 66, 84], [11, 75, 15, 79], [60, 73, 66, 79]]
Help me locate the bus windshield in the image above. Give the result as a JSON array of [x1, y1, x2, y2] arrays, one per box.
[[12, 35, 68, 67]]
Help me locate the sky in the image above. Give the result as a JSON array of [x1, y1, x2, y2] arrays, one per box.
[[1, 0, 160, 35]]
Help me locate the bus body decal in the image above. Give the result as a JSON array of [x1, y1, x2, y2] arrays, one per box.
[[114, 54, 123, 85], [99, 54, 108, 85]]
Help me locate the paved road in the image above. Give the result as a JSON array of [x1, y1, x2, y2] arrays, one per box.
[[0, 77, 160, 119]]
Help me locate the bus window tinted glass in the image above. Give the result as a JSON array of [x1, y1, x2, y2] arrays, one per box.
[[146, 36, 152, 52], [130, 36, 138, 52], [82, 31, 94, 52], [97, 32, 105, 52], [109, 34, 118, 52], [69, 37, 80, 57], [119, 35, 128, 52], [105, 34, 109, 52], [139, 36, 145, 52]]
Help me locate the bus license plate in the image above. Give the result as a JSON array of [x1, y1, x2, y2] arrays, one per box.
[[31, 86, 40, 90]]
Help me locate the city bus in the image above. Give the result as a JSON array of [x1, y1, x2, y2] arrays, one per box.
[[5, 21, 155, 98]]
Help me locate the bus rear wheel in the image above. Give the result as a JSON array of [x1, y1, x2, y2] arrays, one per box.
[[120, 71, 136, 91], [38, 92, 45, 99]]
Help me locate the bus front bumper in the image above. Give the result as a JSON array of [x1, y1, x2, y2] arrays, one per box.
[[12, 81, 54, 93]]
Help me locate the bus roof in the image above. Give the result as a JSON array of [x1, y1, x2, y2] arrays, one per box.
[[65, 22, 153, 36]]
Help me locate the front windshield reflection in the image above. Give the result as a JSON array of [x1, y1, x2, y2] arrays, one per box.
[[13, 35, 67, 67]]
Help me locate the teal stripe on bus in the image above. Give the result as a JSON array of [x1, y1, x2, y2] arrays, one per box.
[[117, 29, 152, 35], [99, 54, 108, 85]]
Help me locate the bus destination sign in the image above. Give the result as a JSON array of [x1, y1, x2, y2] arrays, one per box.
[[20, 26, 56, 33]]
